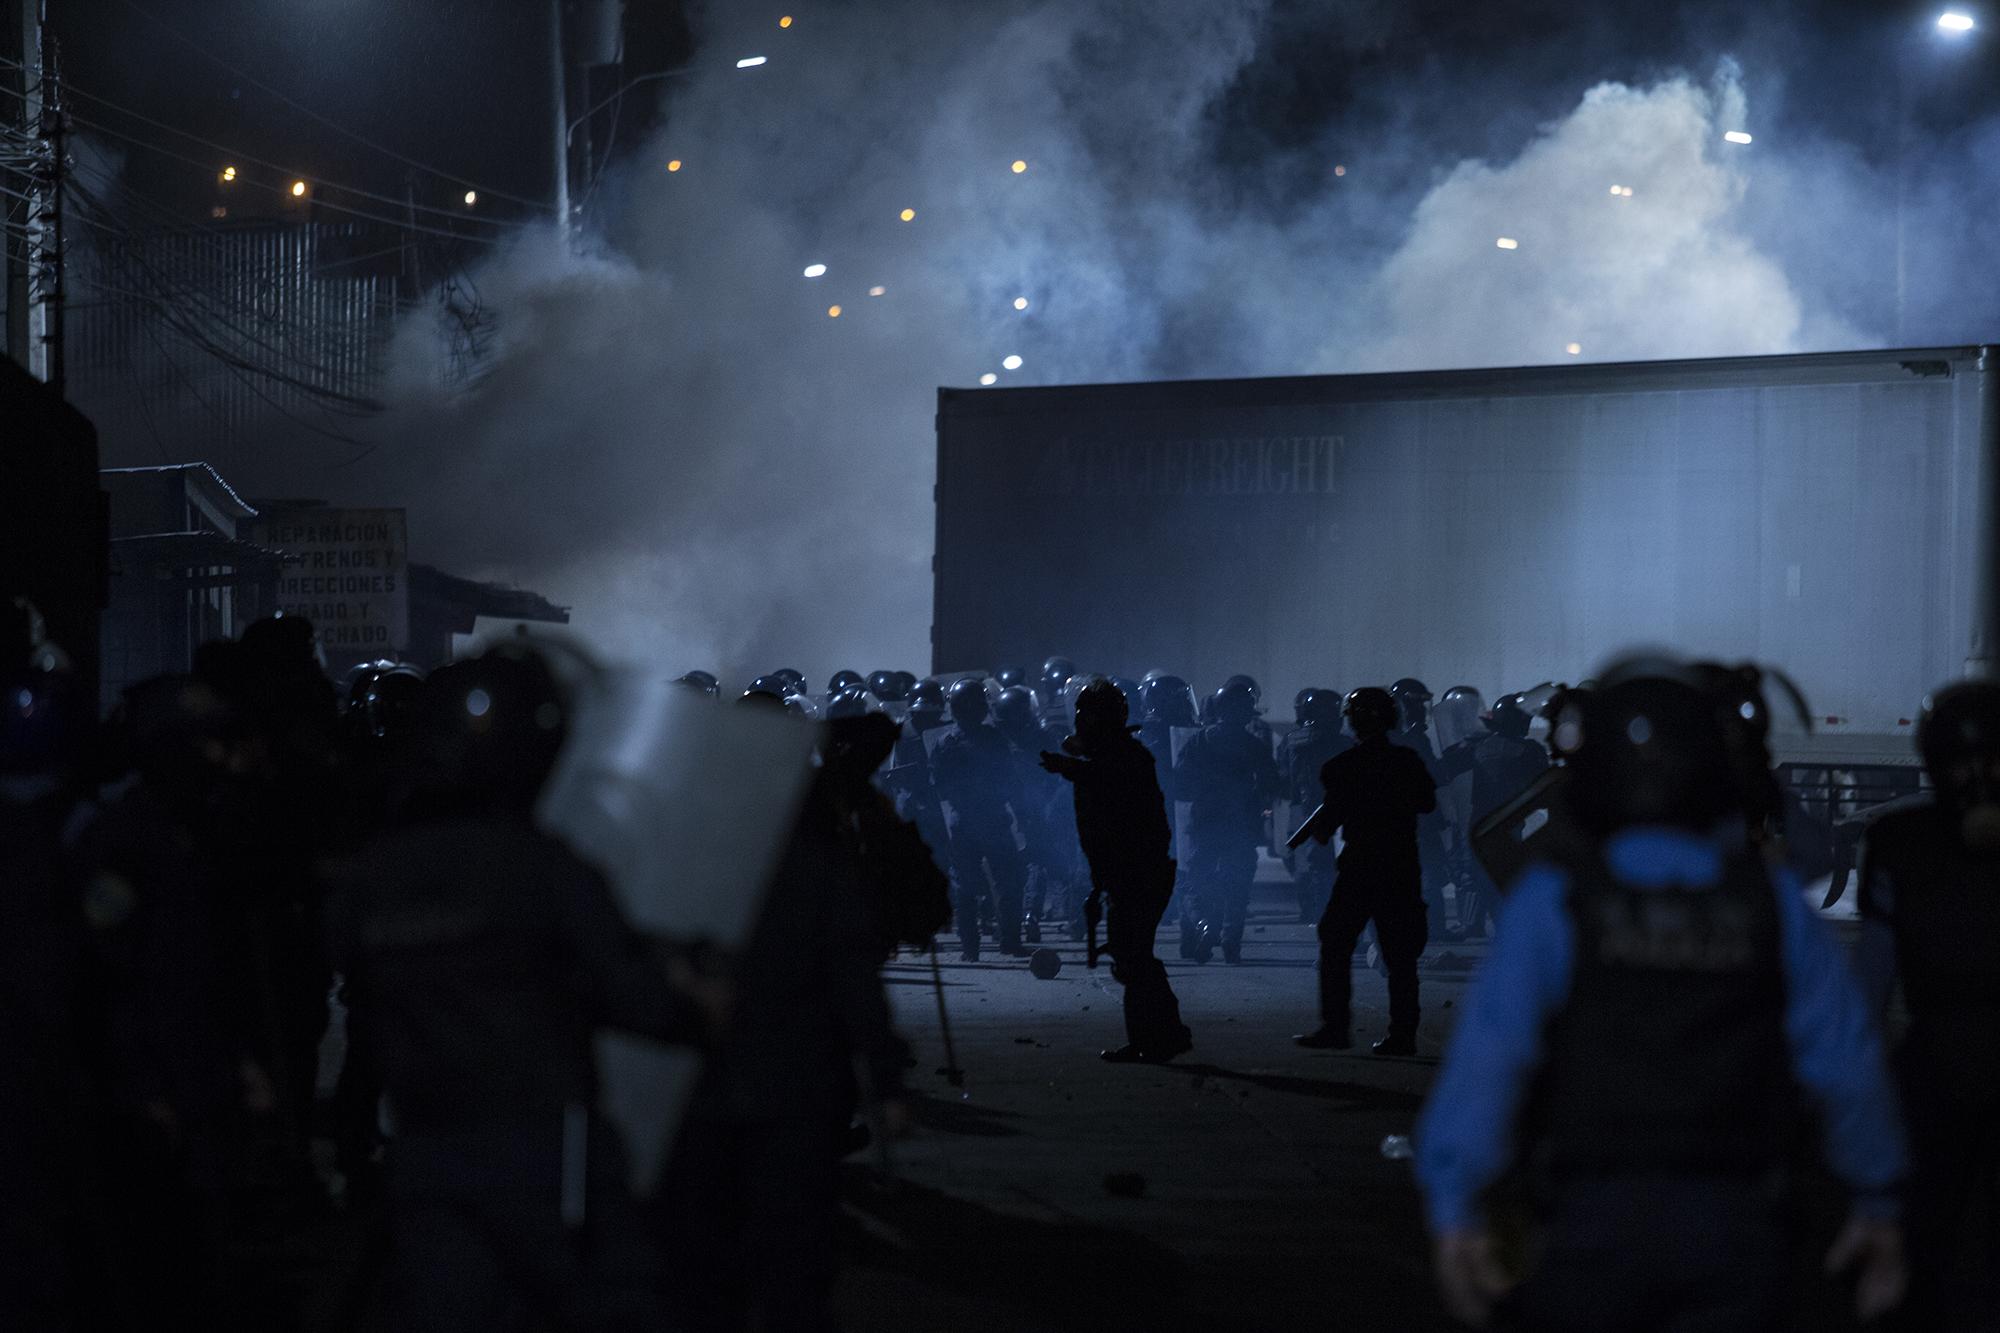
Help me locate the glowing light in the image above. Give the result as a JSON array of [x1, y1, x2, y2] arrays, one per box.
[[1939, 12, 1976, 33], [1609, 184, 1623, 195], [1723, 130, 1753, 145], [1013, 296, 1029, 311], [463, 190, 477, 206], [667, 159, 683, 172], [1010, 159, 1028, 174], [466, 688, 492, 718], [220, 164, 236, 182], [1002, 354, 1023, 370], [1619, 186, 1634, 197], [736, 55, 767, 68], [1495, 236, 1519, 250], [1333, 164, 1346, 177], [979, 372, 998, 386], [803, 263, 827, 277], [828, 305, 842, 318], [868, 285, 886, 297], [290, 179, 308, 197], [210, 205, 227, 219], [1566, 342, 1582, 356], [899, 207, 916, 222], [779, 14, 794, 27]]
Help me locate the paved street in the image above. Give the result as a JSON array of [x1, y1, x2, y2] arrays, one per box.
[[836, 873, 1475, 1332], [835, 870, 1875, 1333]]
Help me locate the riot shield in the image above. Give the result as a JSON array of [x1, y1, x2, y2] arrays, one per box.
[[536, 670, 818, 1192]]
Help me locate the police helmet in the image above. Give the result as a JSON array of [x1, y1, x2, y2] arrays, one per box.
[[675, 670, 720, 698], [908, 678, 945, 713], [866, 670, 897, 700], [1039, 656, 1077, 698], [1211, 683, 1258, 728], [1074, 678, 1133, 736], [825, 688, 876, 721], [1223, 674, 1262, 707], [1919, 680, 2000, 797], [827, 669, 864, 696], [994, 685, 1040, 733], [772, 668, 806, 688], [748, 674, 793, 698], [784, 693, 822, 721], [352, 663, 426, 741], [1109, 677, 1143, 713], [1295, 688, 1343, 727], [948, 677, 991, 726], [1557, 658, 1737, 834], [1342, 687, 1399, 737], [1485, 694, 1533, 739], [994, 664, 1027, 689], [1390, 678, 1433, 702], [1141, 675, 1197, 727], [414, 650, 569, 810], [887, 671, 918, 701], [737, 688, 789, 712]]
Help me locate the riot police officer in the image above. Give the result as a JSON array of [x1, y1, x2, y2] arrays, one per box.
[[1295, 687, 1436, 1054], [1417, 658, 1906, 1330], [995, 685, 1079, 944], [1856, 680, 2000, 1329], [323, 648, 718, 1328], [930, 679, 1031, 960], [1176, 683, 1282, 964], [1390, 677, 1458, 938], [1433, 695, 1549, 938], [1041, 681, 1192, 1063], [1281, 688, 1351, 923]]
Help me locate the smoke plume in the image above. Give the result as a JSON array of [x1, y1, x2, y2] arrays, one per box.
[[341, 0, 1995, 682]]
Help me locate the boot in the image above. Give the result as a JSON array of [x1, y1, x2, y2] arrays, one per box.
[[1372, 1032, 1418, 1057], [1294, 1026, 1352, 1050], [1023, 913, 1042, 944]]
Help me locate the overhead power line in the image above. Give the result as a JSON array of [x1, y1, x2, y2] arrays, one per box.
[[109, 0, 555, 213], [65, 115, 507, 244]]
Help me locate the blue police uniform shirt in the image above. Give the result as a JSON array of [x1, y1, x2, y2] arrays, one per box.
[[1414, 826, 1908, 1233]]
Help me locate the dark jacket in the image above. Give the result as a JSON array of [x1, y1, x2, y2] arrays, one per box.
[[322, 817, 702, 1135], [1176, 723, 1281, 841], [1317, 735, 1439, 876], [1051, 731, 1172, 888]]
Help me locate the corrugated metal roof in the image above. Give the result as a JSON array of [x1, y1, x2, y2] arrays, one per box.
[[101, 462, 259, 517]]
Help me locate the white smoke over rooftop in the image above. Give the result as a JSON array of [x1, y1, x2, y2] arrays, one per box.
[[354, 1, 1917, 680]]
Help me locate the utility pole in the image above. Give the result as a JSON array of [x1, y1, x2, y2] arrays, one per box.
[[31, 12, 63, 395], [1, 0, 37, 373], [550, 0, 570, 249]]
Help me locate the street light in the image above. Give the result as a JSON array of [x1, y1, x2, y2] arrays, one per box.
[[1939, 12, 1976, 33], [290, 179, 308, 198]]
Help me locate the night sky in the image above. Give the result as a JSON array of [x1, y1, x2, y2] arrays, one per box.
[[47, 0, 2000, 232]]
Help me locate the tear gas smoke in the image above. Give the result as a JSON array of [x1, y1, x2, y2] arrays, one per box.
[[338, 0, 1996, 681]]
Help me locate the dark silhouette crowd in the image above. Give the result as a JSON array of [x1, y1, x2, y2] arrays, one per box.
[[8, 600, 2000, 1330]]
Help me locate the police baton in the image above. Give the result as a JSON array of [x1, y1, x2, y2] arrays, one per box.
[[928, 940, 965, 1088]]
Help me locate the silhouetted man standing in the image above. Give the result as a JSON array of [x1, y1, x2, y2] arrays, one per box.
[[1856, 679, 2000, 1329], [1295, 687, 1437, 1056], [1043, 680, 1192, 1063]]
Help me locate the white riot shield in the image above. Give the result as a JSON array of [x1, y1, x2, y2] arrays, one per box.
[[536, 671, 818, 1192]]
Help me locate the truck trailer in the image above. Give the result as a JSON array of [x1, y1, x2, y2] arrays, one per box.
[[933, 345, 2000, 758]]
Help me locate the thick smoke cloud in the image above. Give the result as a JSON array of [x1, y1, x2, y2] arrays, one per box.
[[346, 0, 1984, 680]]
